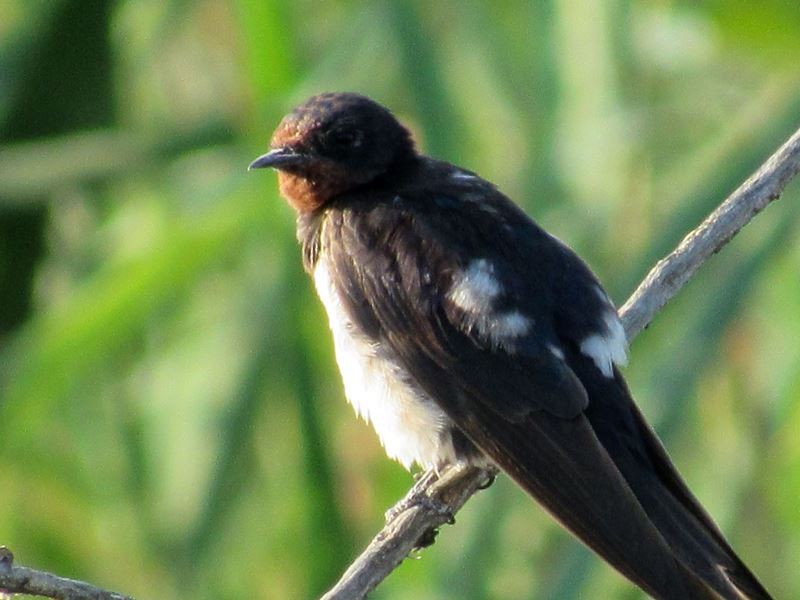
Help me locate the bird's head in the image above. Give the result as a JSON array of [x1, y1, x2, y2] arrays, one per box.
[[249, 92, 417, 213]]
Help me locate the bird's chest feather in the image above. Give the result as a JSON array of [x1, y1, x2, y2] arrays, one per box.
[[313, 259, 459, 470]]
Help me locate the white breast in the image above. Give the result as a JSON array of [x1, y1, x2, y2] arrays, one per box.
[[313, 260, 458, 470]]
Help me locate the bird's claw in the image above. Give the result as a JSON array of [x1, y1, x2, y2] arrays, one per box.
[[477, 471, 496, 490], [385, 494, 455, 524]]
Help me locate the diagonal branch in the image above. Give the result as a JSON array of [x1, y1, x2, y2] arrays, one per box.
[[320, 124, 800, 600], [620, 126, 800, 339]]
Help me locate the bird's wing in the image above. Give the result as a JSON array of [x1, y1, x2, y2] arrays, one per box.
[[321, 197, 720, 599]]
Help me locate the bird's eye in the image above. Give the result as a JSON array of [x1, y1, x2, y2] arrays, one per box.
[[328, 128, 363, 149]]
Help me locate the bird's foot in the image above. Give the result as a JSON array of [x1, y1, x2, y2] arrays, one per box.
[[385, 469, 454, 524], [384, 494, 454, 524], [477, 470, 496, 490]]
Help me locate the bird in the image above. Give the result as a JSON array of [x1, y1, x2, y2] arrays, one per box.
[[249, 92, 772, 599]]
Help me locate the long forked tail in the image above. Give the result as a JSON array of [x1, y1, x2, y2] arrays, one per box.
[[477, 350, 775, 599], [578, 362, 773, 600], [445, 346, 772, 598], [471, 404, 721, 599]]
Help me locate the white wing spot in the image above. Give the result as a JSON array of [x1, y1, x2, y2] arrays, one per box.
[[490, 310, 532, 340], [448, 259, 502, 314], [448, 261, 532, 350], [547, 343, 565, 360], [580, 310, 628, 377], [451, 170, 478, 181]]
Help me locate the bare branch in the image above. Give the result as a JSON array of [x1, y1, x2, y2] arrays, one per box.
[[321, 466, 497, 600], [320, 124, 800, 600], [620, 126, 800, 339], [0, 547, 133, 600]]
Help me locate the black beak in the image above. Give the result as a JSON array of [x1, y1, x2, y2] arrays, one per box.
[[248, 147, 308, 171]]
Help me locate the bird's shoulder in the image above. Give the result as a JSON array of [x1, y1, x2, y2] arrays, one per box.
[[301, 159, 628, 419], [311, 157, 561, 278], [311, 157, 622, 353]]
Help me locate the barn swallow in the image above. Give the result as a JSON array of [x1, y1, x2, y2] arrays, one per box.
[[250, 92, 772, 599]]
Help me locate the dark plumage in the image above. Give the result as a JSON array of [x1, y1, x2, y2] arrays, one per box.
[[250, 92, 772, 600]]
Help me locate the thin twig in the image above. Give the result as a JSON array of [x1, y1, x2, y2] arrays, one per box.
[[320, 124, 800, 600], [0, 547, 132, 600], [620, 126, 800, 339]]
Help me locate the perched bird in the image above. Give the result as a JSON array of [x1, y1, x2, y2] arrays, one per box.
[[250, 92, 771, 599]]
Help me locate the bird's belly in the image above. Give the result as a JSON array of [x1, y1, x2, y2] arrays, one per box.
[[314, 260, 458, 470]]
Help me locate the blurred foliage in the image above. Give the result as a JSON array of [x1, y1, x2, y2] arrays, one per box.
[[1, 1, 799, 599]]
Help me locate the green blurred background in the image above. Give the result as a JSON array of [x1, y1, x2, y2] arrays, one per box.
[[1, 1, 799, 599]]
